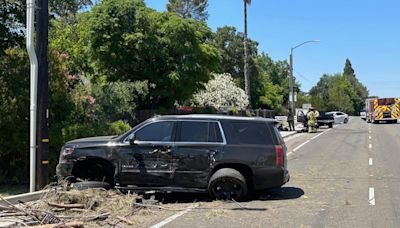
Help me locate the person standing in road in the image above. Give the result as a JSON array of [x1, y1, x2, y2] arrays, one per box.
[[307, 107, 320, 133], [287, 108, 295, 131]]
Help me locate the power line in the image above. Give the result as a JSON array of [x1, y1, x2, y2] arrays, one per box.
[[293, 68, 314, 85]]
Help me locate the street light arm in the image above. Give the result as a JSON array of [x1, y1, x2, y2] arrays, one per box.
[[292, 40, 320, 51]]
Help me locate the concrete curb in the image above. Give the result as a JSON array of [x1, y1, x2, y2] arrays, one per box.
[[0, 190, 48, 208]]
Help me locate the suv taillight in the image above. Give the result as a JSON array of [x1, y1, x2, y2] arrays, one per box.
[[275, 145, 283, 167]]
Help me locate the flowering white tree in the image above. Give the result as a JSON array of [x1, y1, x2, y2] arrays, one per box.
[[193, 73, 249, 111]]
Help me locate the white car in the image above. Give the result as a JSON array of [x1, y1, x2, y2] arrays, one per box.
[[326, 111, 349, 124], [360, 111, 366, 120]]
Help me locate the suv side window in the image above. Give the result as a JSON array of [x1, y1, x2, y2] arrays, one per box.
[[229, 121, 275, 145], [177, 121, 223, 143], [135, 121, 175, 142]]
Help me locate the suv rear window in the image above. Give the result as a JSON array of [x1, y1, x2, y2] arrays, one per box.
[[177, 121, 223, 143], [224, 121, 275, 145]]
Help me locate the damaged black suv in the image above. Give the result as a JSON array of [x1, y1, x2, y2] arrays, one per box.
[[57, 115, 289, 200]]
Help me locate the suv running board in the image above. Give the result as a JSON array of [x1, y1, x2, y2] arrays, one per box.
[[115, 185, 208, 193]]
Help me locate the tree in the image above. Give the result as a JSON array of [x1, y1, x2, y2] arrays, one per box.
[[243, 0, 251, 105], [309, 73, 357, 114], [80, 0, 220, 109], [327, 74, 355, 114], [193, 73, 249, 111], [0, 0, 24, 55], [342, 58, 368, 114], [167, 0, 208, 21], [251, 54, 285, 111], [212, 26, 258, 86], [50, 0, 93, 23]]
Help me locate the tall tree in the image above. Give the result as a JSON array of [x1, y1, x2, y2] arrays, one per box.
[[342, 58, 368, 114], [243, 0, 251, 106], [343, 58, 355, 77], [212, 26, 258, 84], [167, 0, 208, 21]]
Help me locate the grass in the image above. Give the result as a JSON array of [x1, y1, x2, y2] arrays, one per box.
[[0, 185, 29, 197]]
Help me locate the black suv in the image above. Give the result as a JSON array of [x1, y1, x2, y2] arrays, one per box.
[[57, 115, 289, 200]]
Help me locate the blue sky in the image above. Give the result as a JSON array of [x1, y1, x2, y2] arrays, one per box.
[[144, 0, 400, 97]]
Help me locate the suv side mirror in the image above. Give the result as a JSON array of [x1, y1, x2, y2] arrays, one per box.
[[129, 134, 137, 145]]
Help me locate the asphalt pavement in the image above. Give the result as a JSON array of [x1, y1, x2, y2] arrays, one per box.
[[147, 117, 400, 228]]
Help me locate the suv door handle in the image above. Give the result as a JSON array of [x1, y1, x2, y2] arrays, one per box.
[[149, 148, 160, 154], [160, 149, 172, 154]]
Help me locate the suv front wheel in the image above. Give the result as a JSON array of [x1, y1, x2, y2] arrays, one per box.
[[208, 168, 248, 201]]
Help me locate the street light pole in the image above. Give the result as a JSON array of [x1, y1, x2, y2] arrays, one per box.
[[289, 40, 320, 117]]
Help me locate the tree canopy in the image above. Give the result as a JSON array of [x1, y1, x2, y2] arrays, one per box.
[[167, 0, 208, 21]]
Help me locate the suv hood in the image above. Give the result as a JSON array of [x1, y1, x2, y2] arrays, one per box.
[[66, 135, 117, 145]]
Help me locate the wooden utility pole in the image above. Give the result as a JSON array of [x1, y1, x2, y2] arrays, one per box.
[[36, 0, 49, 190]]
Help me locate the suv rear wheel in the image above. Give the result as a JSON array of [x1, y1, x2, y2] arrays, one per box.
[[208, 168, 248, 201]]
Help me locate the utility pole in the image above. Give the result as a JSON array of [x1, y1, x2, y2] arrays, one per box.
[[289, 50, 295, 115], [36, 0, 49, 190], [243, 0, 251, 107]]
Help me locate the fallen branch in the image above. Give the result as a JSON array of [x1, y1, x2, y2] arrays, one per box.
[[57, 212, 110, 221], [116, 215, 135, 225], [0, 205, 13, 211], [0, 212, 26, 217], [47, 202, 84, 209], [28, 220, 84, 228], [132, 202, 181, 211]]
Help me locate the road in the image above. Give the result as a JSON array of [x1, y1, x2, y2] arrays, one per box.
[[144, 117, 400, 228]]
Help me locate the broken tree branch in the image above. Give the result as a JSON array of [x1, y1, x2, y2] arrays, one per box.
[[116, 215, 135, 225], [47, 202, 85, 209]]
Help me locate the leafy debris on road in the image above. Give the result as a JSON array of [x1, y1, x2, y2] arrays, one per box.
[[0, 186, 183, 227]]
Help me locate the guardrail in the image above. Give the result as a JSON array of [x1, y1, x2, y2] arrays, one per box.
[[0, 190, 48, 208]]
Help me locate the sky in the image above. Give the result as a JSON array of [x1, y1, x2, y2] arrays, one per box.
[[144, 0, 400, 98]]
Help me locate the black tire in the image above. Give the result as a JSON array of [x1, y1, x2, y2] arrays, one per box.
[[344, 118, 348, 124], [328, 123, 333, 128], [208, 168, 248, 201], [71, 181, 111, 190]]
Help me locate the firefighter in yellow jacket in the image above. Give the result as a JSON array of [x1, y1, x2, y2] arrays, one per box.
[[307, 107, 319, 133]]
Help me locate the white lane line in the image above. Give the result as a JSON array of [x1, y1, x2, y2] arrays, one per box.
[[311, 129, 332, 140], [287, 151, 293, 156], [369, 158, 373, 165], [369, 188, 375, 205], [291, 129, 331, 153], [293, 140, 311, 152], [369, 136, 372, 140], [369, 144, 372, 149], [150, 203, 199, 228]]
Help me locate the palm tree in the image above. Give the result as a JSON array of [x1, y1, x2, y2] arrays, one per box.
[[243, 0, 251, 107]]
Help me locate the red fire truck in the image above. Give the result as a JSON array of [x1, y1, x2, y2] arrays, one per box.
[[366, 98, 400, 123]]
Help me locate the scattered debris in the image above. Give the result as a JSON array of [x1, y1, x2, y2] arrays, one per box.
[[0, 185, 165, 227], [0, 184, 205, 227]]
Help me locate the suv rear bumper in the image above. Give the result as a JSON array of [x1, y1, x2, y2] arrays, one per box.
[[253, 167, 289, 190]]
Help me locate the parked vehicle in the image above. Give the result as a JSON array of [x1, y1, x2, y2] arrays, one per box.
[[297, 110, 334, 131], [56, 115, 290, 201], [366, 97, 400, 124], [360, 111, 366, 120], [326, 111, 349, 124]]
